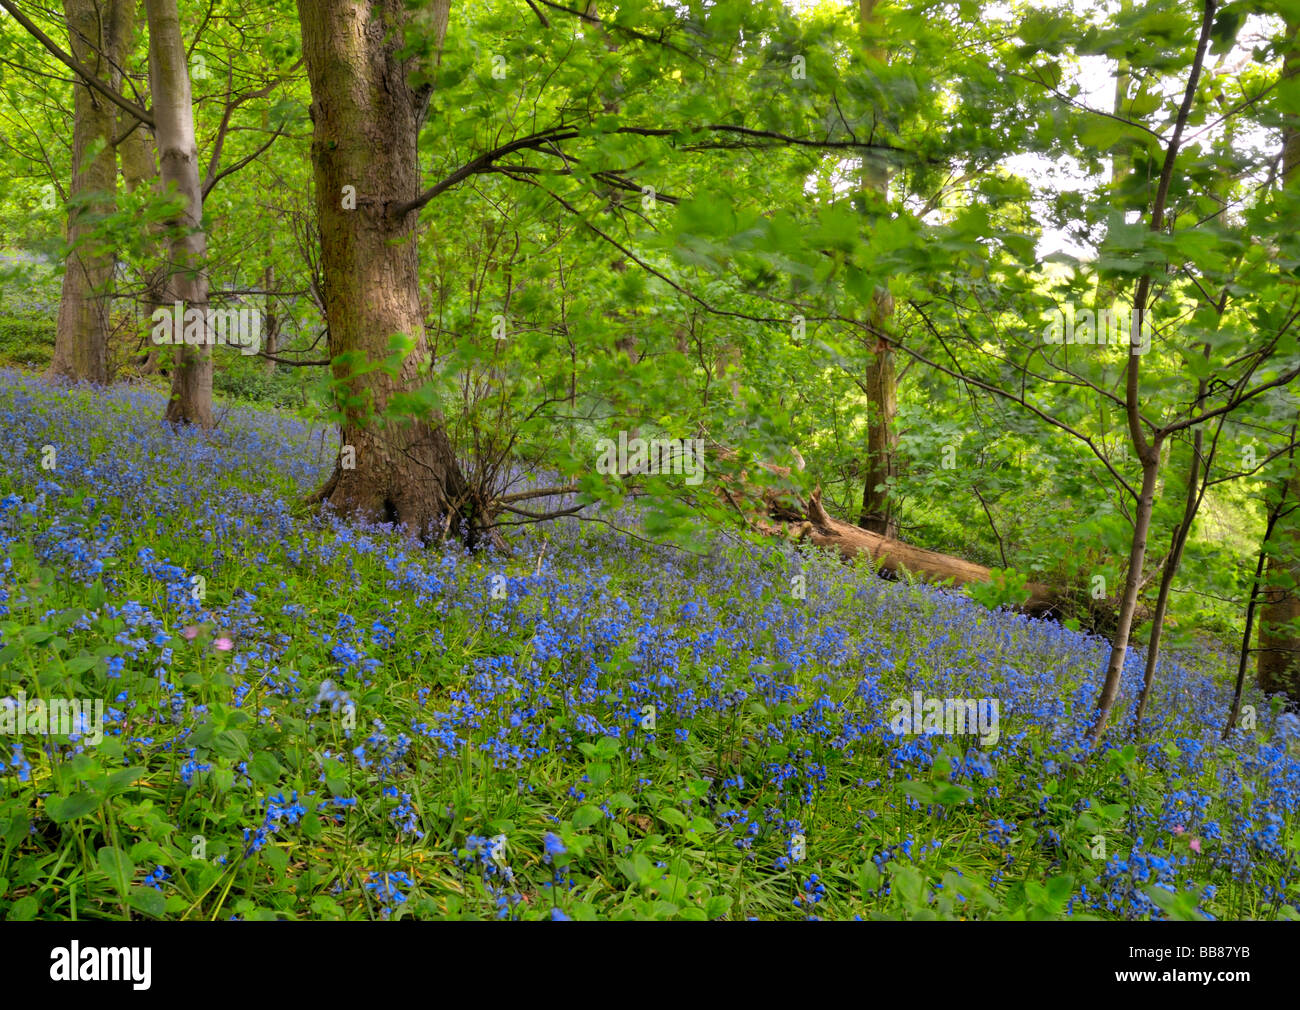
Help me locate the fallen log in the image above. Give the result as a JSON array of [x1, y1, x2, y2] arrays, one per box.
[[759, 487, 1064, 616], [716, 451, 1096, 621]]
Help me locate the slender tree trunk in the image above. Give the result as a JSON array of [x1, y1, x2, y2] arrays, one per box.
[[1089, 0, 1216, 745], [1091, 451, 1161, 741], [263, 264, 278, 373], [296, 0, 496, 545], [1133, 335, 1219, 731], [1228, 491, 1292, 737], [145, 0, 213, 426], [1132, 426, 1202, 731], [1259, 465, 1300, 704], [49, 0, 134, 384], [858, 330, 897, 534], [856, 0, 897, 536]]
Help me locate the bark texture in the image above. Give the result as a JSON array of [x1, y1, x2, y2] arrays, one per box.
[[856, 0, 898, 537], [49, 0, 134, 384], [297, 0, 497, 545], [1259, 465, 1300, 704], [145, 0, 213, 426], [119, 101, 167, 376]]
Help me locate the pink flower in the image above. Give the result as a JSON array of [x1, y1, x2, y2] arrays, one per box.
[[1190, 838, 1201, 854], [1171, 824, 1185, 836], [181, 625, 200, 640], [214, 637, 233, 652]]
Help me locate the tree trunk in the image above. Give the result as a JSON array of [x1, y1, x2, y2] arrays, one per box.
[[296, 0, 497, 545], [1133, 362, 1211, 732], [263, 264, 278, 374], [1090, 451, 1160, 743], [119, 100, 166, 377], [49, 0, 133, 384], [858, 330, 897, 534], [1228, 490, 1291, 737], [856, 0, 898, 537], [1259, 464, 1300, 705], [1256, 19, 1300, 708], [145, 0, 213, 426]]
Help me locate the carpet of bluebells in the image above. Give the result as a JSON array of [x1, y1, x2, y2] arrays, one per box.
[[1, 369, 1298, 921]]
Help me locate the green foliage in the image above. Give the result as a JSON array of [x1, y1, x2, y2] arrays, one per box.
[[0, 313, 53, 368]]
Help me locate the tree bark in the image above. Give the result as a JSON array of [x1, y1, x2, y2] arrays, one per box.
[[49, 0, 134, 385], [145, 0, 213, 426], [1228, 489, 1291, 736], [296, 0, 497, 545], [1259, 464, 1300, 704], [1133, 369, 1210, 732], [263, 263, 278, 374], [1090, 452, 1161, 740], [856, 0, 898, 537], [119, 97, 167, 377]]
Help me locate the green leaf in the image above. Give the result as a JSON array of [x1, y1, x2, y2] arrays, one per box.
[[213, 729, 250, 760], [97, 846, 136, 896], [45, 791, 103, 823], [249, 751, 282, 784], [902, 780, 934, 804], [933, 784, 974, 805], [6, 895, 38, 921], [128, 886, 166, 918], [572, 804, 603, 829]]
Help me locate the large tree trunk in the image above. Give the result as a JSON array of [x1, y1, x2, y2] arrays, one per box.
[[49, 0, 134, 384], [119, 92, 167, 377], [856, 0, 898, 537], [145, 0, 213, 426], [296, 0, 496, 545]]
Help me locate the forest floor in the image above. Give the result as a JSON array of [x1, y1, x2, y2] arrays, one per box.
[[0, 369, 1297, 920]]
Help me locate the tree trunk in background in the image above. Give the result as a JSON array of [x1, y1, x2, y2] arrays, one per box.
[[263, 264, 279, 374], [119, 99, 166, 376], [1258, 20, 1300, 708], [1259, 461, 1300, 705], [856, 0, 898, 537], [296, 0, 496, 545], [145, 0, 213, 426], [49, 0, 134, 384]]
